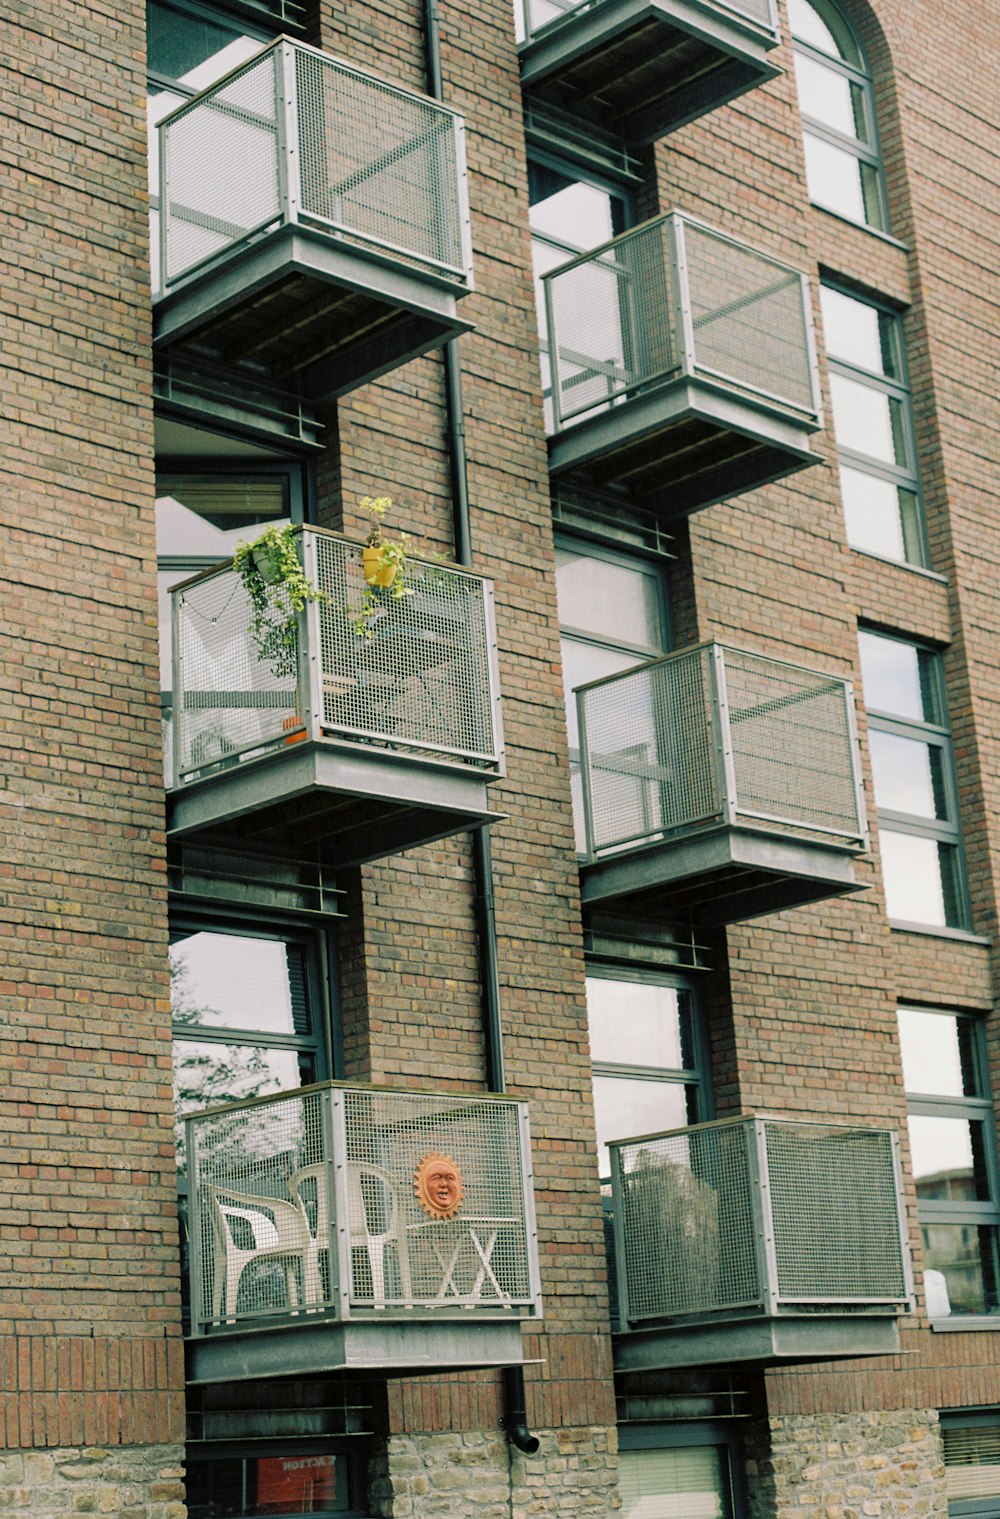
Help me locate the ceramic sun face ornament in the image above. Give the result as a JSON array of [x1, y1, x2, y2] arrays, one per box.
[[414, 1153, 464, 1220]]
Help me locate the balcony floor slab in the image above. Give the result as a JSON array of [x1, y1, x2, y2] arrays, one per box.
[[580, 824, 862, 926], [168, 739, 504, 867], [547, 377, 821, 517], [520, 0, 780, 144], [154, 225, 472, 402], [186, 1315, 528, 1385], [614, 1313, 903, 1372]]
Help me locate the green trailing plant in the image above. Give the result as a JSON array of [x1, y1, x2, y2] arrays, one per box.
[[350, 495, 414, 639], [233, 524, 328, 679]]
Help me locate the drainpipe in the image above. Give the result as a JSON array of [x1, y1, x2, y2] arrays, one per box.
[[422, 0, 538, 1457]]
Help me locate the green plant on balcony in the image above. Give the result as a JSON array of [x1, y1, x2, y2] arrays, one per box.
[[350, 494, 413, 639], [234, 524, 328, 679]]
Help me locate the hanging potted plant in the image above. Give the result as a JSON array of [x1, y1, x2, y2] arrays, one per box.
[[233, 524, 329, 680], [350, 495, 414, 639]]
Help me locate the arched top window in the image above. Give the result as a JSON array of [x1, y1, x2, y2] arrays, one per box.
[[789, 0, 889, 232]]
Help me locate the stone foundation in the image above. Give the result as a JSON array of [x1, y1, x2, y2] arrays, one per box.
[[370, 1426, 621, 1518], [745, 1409, 948, 1519], [0, 1445, 185, 1518]]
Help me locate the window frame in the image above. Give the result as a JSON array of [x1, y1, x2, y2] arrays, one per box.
[[182, 1438, 367, 1519], [586, 962, 714, 1184], [823, 282, 929, 568], [790, 0, 890, 234], [617, 1420, 747, 1519], [899, 1007, 1000, 1322], [860, 629, 971, 932]]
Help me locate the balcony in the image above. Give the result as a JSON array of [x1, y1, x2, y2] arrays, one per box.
[[610, 1117, 914, 1371], [519, 0, 780, 146], [543, 214, 822, 516], [185, 1081, 541, 1383], [167, 528, 504, 866], [153, 40, 473, 401], [575, 642, 867, 925]]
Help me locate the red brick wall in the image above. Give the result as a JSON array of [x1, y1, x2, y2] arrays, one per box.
[[0, 0, 184, 1449]]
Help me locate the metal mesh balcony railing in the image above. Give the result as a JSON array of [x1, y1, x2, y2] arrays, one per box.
[[518, 0, 777, 46], [543, 213, 819, 434], [610, 1117, 913, 1327], [171, 528, 502, 787], [157, 39, 471, 294], [576, 642, 867, 861], [186, 1082, 541, 1333]]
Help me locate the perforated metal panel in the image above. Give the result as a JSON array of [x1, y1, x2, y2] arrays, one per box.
[[723, 647, 865, 839], [171, 528, 501, 785], [159, 40, 470, 290], [763, 1122, 910, 1305], [544, 214, 817, 434], [173, 564, 300, 781], [681, 220, 815, 414], [314, 534, 499, 764], [576, 642, 865, 860], [613, 1121, 760, 1323], [294, 49, 465, 277], [611, 1117, 911, 1329], [186, 1083, 539, 1333], [579, 646, 721, 856], [161, 49, 282, 285]]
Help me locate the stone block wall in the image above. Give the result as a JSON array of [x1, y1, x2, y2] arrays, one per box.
[[369, 1427, 621, 1518], [0, 1444, 185, 1519], [746, 1411, 948, 1519]]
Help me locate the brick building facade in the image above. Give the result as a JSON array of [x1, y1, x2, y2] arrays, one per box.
[[0, 0, 998, 1513]]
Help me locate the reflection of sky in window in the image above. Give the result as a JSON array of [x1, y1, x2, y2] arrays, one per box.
[[908, 1114, 977, 1190], [156, 493, 288, 557], [821, 287, 891, 374], [170, 933, 296, 1034], [788, 0, 841, 54], [898, 1008, 968, 1098], [529, 180, 618, 248], [803, 133, 866, 223], [587, 978, 685, 1069], [859, 632, 929, 720], [555, 548, 662, 646], [840, 467, 906, 560], [869, 731, 942, 818], [794, 52, 862, 137], [880, 831, 947, 926], [829, 373, 902, 465]]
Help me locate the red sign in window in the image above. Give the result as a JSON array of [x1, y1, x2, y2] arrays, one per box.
[[256, 1454, 338, 1513]]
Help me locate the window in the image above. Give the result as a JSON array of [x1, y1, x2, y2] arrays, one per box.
[[822, 285, 926, 566], [859, 631, 968, 930], [788, 0, 888, 231], [941, 1412, 1000, 1516], [618, 1425, 743, 1519], [171, 920, 329, 1170], [586, 969, 708, 1181], [184, 1443, 364, 1518], [898, 1008, 1000, 1319], [529, 156, 633, 428], [556, 537, 668, 852]]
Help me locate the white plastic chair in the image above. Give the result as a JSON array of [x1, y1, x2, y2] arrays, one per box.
[[291, 1160, 413, 1310], [205, 1184, 314, 1323]]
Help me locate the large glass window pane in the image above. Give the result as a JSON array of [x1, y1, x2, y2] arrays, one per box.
[[185, 1450, 351, 1519], [587, 978, 691, 1069], [908, 1114, 991, 1202], [803, 133, 868, 224], [593, 1075, 692, 1177], [561, 639, 642, 750], [921, 1223, 1000, 1317], [898, 1008, 979, 1099], [787, 0, 843, 56], [173, 1040, 303, 1119], [148, 1, 261, 89], [839, 468, 920, 563], [879, 830, 960, 927], [869, 731, 948, 819], [556, 547, 662, 646], [820, 287, 897, 375], [829, 373, 907, 467], [171, 932, 308, 1036], [529, 176, 620, 246], [858, 632, 939, 722], [794, 53, 867, 140], [619, 1445, 732, 1519]]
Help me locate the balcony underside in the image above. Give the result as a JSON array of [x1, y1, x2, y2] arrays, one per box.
[[580, 826, 861, 926], [614, 1313, 902, 1373], [186, 1314, 527, 1386], [520, 0, 780, 144], [548, 379, 821, 517], [154, 226, 472, 403], [167, 740, 503, 868]]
